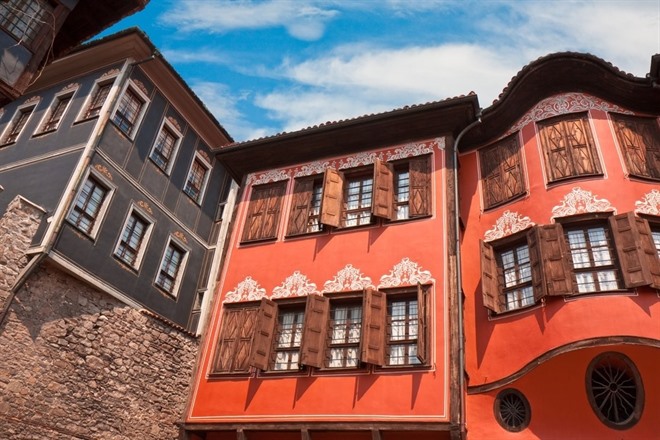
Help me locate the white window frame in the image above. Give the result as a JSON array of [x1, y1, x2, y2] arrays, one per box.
[[149, 118, 183, 175], [66, 168, 115, 240], [184, 151, 212, 204], [36, 88, 77, 134], [1, 101, 37, 144], [76, 75, 118, 122], [154, 235, 189, 298], [111, 79, 150, 139], [113, 204, 154, 270]]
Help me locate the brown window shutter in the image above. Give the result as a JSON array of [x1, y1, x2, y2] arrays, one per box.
[[213, 308, 242, 372], [612, 115, 660, 179], [372, 158, 395, 220], [320, 168, 344, 227], [609, 212, 656, 288], [242, 182, 286, 242], [537, 223, 574, 296], [299, 294, 330, 368], [526, 227, 546, 302], [409, 156, 432, 217], [479, 240, 502, 313], [360, 288, 386, 366], [287, 179, 314, 236], [480, 136, 524, 209], [638, 218, 660, 289], [233, 308, 258, 371], [416, 283, 429, 364], [248, 298, 278, 370]]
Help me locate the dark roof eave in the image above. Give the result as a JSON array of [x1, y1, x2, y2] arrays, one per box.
[[217, 94, 479, 181]]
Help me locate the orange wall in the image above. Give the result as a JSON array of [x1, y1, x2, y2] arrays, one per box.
[[188, 138, 451, 424], [460, 101, 660, 385], [466, 345, 660, 439]]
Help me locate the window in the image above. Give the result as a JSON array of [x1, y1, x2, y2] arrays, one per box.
[[155, 239, 187, 296], [494, 389, 531, 432], [67, 175, 110, 236], [82, 81, 113, 120], [611, 114, 660, 180], [0, 0, 54, 48], [480, 213, 660, 314], [564, 223, 621, 293], [211, 288, 431, 375], [40, 92, 73, 133], [2, 105, 34, 144], [112, 86, 146, 137], [327, 301, 362, 368], [150, 124, 180, 173], [273, 307, 305, 371], [652, 227, 660, 259], [285, 156, 431, 236], [586, 352, 644, 429], [538, 113, 602, 182], [479, 134, 526, 209], [184, 156, 211, 203], [114, 209, 152, 269], [242, 181, 286, 242]]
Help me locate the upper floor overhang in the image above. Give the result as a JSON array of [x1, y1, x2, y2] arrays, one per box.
[[216, 94, 480, 182], [461, 52, 660, 151]]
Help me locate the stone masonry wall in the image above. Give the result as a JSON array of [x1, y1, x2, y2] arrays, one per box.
[[0, 198, 200, 439]]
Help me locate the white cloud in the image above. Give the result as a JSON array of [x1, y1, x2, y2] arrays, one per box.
[[161, 48, 229, 65], [160, 0, 339, 41], [190, 81, 271, 141]]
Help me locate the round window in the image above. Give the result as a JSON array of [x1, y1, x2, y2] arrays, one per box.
[[494, 388, 531, 432], [586, 352, 644, 429]]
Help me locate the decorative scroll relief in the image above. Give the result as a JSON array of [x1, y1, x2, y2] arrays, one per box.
[[248, 169, 290, 186], [93, 164, 112, 180], [385, 138, 439, 161], [323, 264, 374, 293], [197, 150, 211, 163], [166, 116, 182, 133], [24, 96, 40, 106], [59, 83, 79, 93], [271, 271, 319, 299], [551, 187, 615, 219], [635, 190, 660, 216], [506, 93, 634, 137], [132, 79, 149, 96], [100, 69, 120, 80], [223, 276, 268, 303], [173, 231, 188, 244], [338, 151, 381, 170], [293, 160, 336, 178], [137, 200, 153, 215], [378, 258, 434, 288], [484, 210, 535, 242]]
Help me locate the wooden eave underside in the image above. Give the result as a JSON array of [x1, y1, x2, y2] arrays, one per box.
[[182, 422, 455, 433], [53, 0, 150, 57], [461, 53, 660, 150], [217, 96, 478, 182], [29, 30, 232, 147]]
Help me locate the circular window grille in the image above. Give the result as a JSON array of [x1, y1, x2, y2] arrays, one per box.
[[586, 352, 644, 429], [494, 388, 531, 432]]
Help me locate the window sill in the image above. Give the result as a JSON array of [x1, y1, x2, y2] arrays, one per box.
[[149, 157, 171, 176], [183, 191, 202, 206], [31, 128, 57, 138], [207, 370, 253, 379], [113, 255, 140, 274], [110, 121, 136, 141], [545, 173, 604, 187], [66, 220, 98, 242], [73, 116, 99, 126], [483, 192, 528, 212], [257, 367, 310, 378], [239, 237, 278, 246], [626, 173, 660, 184], [488, 301, 543, 320], [0, 141, 16, 148]]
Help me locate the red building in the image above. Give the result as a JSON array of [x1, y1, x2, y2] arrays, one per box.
[[184, 53, 660, 439], [460, 53, 660, 438]]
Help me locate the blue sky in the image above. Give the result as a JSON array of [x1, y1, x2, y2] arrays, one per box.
[[100, 0, 660, 142]]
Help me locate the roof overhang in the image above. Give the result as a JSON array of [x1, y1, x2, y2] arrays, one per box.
[[461, 53, 660, 150], [217, 95, 479, 182]]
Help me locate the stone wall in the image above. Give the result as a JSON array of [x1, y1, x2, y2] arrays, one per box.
[[0, 197, 200, 439]]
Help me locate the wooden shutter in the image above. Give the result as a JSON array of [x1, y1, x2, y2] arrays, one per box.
[[299, 294, 330, 368], [372, 158, 394, 220], [480, 136, 524, 209], [320, 168, 344, 227], [480, 240, 502, 313], [609, 212, 658, 288], [526, 227, 545, 302], [612, 115, 660, 179], [241, 182, 286, 242], [360, 288, 386, 366], [287, 179, 314, 236], [638, 219, 660, 289], [213, 307, 258, 373], [416, 284, 429, 364], [248, 298, 278, 370], [537, 223, 574, 296], [409, 156, 432, 217]]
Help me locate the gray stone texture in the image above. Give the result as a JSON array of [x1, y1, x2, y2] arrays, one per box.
[[0, 197, 199, 439]]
